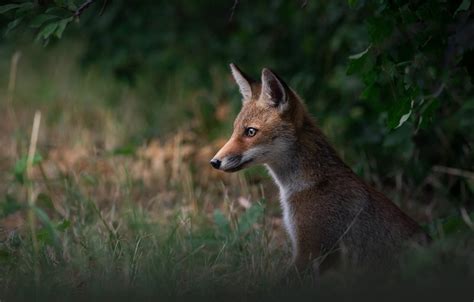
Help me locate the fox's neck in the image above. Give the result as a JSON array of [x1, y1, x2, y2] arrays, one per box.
[[265, 114, 349, 197]]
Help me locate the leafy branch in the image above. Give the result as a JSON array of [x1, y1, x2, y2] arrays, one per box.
[[347, 0, 473, 131], [0, 0, 103, 44]]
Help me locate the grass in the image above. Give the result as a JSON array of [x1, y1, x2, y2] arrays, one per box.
[[0, 43, 473, 300]]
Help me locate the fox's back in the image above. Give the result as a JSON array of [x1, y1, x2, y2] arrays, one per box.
[[290, 168, 430, 271]]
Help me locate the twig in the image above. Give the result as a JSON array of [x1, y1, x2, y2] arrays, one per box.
[[99, 0, 108, 16], [74, 0, 96, 17], [7, 51, 21, 131], [228, 0, 239, 22], [38, 162, 64, 216], [7, 52, 21, 105], [27, 112, 42, 182], [460, 207, 474, 231], [27, 111, 42, 288], [422, 83, 445, 100], [433, 165, 474, 180], [130, 236, 144, 284], [177, 244, 206, 264], [318, 206, 364, 265]]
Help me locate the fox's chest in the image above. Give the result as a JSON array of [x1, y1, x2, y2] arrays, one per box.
[[265, 165, 313, 257], [279, 192, 298, 256]]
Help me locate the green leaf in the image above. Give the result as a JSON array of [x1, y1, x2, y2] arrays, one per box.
[[237, 203, 264, 235], [348, 45, 371, 60], [36, 193, 54, 210], [36, 228, 53, 245], [55, 17, 72, 39], [81, 174, 98, 186], [14, 2, 35, 16], [65, 0, 77, 10], [436, 211, 474, 235], [360, 83, 381, 104], [362, 69, 377, 86], [347, 0, 358, 8], [45, 7, 71, 18], [56, 219, 71, 232], [111, 144, 137, 156], [37, 22, 59, 40], [31, 154, 43, 164], [213, 209, 231, 236], [347, 52, 375, 76], [366, 16, 394, 43], [387, 98, 413, 129], [0, 4, 22, 14], [381, 58, 397, 79], [33, 206, 52, 225], [395, 108, 412, 129], [33, 206, 59, 246], [13, 154, 42, 184], [13, 158, 27, 184], [0, 249, 12, 263], [1, 194, 23, 218], [5, 17, 23, 35], [454, 0, 471, 16], [30, 14, 58, 28]]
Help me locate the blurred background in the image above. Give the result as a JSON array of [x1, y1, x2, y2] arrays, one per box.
[[0, 0, 473, 297]]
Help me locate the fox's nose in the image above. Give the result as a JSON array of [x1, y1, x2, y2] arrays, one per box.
[[210, 158, 221, 169]]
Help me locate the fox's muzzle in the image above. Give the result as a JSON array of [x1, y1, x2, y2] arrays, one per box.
[[211, 136, 258, 172], [210, 153, 252, 172]]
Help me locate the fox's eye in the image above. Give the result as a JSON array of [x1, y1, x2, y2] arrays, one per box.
[[244, 127, 258, 137]]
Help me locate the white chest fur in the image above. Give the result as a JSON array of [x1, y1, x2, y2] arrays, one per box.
[[279, 189, 298, 257], [266, 165, 312, 258]]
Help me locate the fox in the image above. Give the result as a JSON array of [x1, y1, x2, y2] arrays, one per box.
[[210, 63, 431, 275]]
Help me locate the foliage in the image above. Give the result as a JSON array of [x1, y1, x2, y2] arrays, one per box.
[[0, 1, 75, 43], [349, 0, 473, 130]]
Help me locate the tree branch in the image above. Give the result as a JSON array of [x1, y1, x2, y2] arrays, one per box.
[[433, 165, 474, 180], [99, 0, 108, 16], [74, 0, 97, 18], [228, 0, 239, 22]]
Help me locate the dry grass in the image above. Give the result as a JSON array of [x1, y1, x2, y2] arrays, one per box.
[[0, 46, 292, 297]]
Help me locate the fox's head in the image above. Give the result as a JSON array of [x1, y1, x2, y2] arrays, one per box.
[[210, 64, 307, 172]]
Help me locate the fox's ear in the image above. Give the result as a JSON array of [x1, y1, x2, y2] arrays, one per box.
[[261, 68, 288, 112], [230, 63, 255, 101]]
